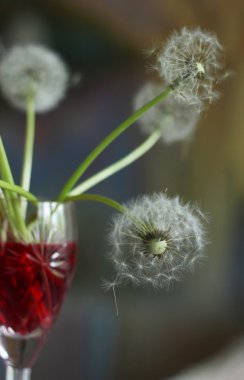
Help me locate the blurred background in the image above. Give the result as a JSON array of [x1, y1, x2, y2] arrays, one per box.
[[0, 0, 243, 379]]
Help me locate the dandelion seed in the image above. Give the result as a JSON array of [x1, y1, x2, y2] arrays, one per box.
[[0, 44, 69, 112], [107, 193, 207, 289], [152, 27, 225, 106], [101, 278, 120, 315], [134, 81, 202, 143]]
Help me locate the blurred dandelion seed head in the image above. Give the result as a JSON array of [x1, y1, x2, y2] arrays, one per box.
[[134, 81, 202, 143], [0, 44, 69, 112]]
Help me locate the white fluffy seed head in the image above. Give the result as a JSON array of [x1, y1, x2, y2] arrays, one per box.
[[134, 81, 202, 143], [107, 193, 207, 289], [0, 44, 69, 112], [152, 27, 225, 106]]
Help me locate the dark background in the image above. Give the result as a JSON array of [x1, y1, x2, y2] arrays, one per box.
[[0, 0, 243, 379]]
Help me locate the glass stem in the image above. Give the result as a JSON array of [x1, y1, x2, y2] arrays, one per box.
[[5, 367, 31, 380]]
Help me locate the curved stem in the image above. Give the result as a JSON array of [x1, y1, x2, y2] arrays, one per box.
[[57, 86, 173, 201], [21, 95, 35, 192], [0, 180, 38, 202], [68, 130, 161, 196], [65, 193, 126, 213]]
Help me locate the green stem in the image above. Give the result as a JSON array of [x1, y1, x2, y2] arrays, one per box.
[[0, 137, 15, 185], [0, 180, 38, 202], [68, 130, 161, 196], [21, 95, 35, 191], [0, 138, 28, 238], [0, 137, 17, 232], [57, 86, 173, 201], [65, 193, 126, 213]]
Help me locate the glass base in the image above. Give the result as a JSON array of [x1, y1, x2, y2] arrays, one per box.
[[5, 367, 31, 380], [0, 327, 46, 369]]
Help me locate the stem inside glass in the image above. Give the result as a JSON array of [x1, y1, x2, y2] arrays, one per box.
[[0, 200, 78, 378]]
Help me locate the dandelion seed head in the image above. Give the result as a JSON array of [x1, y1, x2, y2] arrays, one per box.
[[152, 27, 225, 106], [107, 193, 207, 289], [134, 82, 202, 143], [0, 44, 69, 112]]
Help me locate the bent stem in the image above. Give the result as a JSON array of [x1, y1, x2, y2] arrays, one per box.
[[0, 180, 38, 239], [65, 193, 126, 213], [57, 86, 173, 201], [68, 130, 161, 196], [0, 180, 38, 203]]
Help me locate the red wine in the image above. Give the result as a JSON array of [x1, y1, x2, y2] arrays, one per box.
[[0, 241, 76, 335]]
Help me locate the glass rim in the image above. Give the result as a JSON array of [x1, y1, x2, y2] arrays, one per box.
[[0, 196, 74, 206]]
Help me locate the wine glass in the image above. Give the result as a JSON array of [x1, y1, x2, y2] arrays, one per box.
[[0, 199, 77, 380]]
